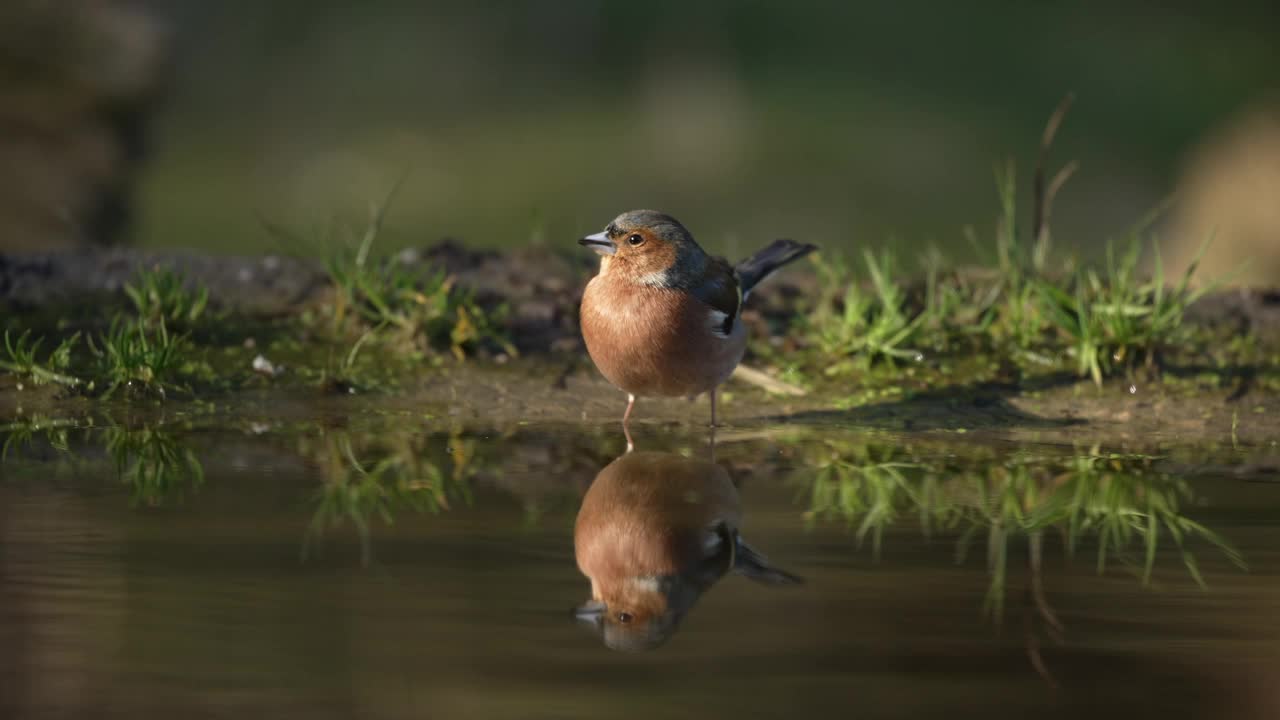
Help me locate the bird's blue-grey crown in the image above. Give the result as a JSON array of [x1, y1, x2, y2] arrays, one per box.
[[588, 209, 709, 287]]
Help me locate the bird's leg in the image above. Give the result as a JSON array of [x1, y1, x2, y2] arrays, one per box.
[[622, 393, 636, 453], [709, 388, 718, 428]]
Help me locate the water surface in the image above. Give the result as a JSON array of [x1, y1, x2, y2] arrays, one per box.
[[2, 415, 1278, 719]]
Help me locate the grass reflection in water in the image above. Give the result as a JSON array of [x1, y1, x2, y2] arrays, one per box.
[[796, 437, 1249, 684]]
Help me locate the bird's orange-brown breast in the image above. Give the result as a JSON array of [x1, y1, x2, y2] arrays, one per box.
[[580, 273, 746, 397], [574, 452, 741, 591]]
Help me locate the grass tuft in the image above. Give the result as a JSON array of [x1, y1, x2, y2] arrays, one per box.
[[806, 251, 927, 373], [784, 97, 1228, 389], [286, 189, 518, 368], [89, 317, 191, 399], [1038, 231, 1216, 385], [124, 266, 210, 331], [0, 330, 82, 388]]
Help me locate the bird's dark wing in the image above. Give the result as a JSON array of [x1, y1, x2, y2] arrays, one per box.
[[690, 257, 741, 338]]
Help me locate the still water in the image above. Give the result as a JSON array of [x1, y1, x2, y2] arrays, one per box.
[[2, 413, 1278, 719]]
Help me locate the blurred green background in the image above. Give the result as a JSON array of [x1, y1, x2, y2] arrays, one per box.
[[5, 1, 1280, 267]]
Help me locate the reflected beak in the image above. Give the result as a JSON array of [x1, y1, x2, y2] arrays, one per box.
[[572, 599, 606, 627], [578, 231, 615, 256]]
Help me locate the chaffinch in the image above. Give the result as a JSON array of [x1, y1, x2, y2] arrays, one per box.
[[578, 210, 816, 430], [572, 451, 802, 652]]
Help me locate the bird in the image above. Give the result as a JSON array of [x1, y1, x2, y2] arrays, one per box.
[[572, 450, 803, 652], [578, 210, 816, 433]]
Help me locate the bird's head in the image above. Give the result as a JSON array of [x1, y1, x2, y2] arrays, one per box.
[[572, 577, 684, 652], [578, 210, 707, 286]]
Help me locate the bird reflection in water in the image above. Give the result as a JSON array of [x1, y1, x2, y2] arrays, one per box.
[[572, 451, 802, 651]]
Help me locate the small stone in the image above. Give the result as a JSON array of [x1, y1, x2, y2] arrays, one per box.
[[251, 354, 279, 376]]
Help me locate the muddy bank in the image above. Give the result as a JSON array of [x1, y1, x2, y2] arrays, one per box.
[[3, 243, 1280, 445], [4, 358, 1279, 457]]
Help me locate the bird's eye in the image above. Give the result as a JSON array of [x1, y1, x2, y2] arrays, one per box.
[[626, 233, 645, 247], [617, 612, 634, 624]]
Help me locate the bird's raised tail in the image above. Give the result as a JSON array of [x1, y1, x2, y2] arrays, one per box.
[[734, 239, 818, 298]]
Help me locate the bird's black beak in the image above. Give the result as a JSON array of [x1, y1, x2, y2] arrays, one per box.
[[578, 231, 616, 256], [572, 599, 606, 628]]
